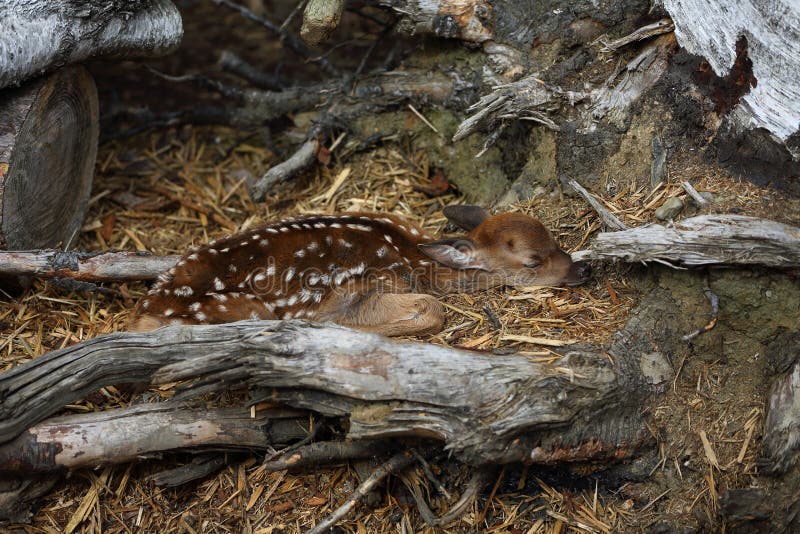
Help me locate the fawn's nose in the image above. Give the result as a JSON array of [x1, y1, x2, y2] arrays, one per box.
[[565, 260, 591, 286]]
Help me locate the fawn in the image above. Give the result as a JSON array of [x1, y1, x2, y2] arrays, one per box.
[[131, 205, 590, 335]]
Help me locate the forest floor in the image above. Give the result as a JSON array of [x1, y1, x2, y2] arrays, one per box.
[[3, 2, 800, 533]]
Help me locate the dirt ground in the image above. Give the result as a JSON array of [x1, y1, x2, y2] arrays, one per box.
[[2, 2, 800, 533]]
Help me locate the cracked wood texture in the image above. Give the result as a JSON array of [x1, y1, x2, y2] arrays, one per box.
[[0, 320, 663, 466], [0, 0, 182, 89], [574, 215, 800, 268], [0, 404, 309, 472], [0, 65, 97, 250]]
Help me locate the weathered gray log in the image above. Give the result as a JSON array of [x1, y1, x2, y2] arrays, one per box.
[[0, 320, 664, 466], [0, 404, 309, 472], [301, 0, 345, 46], [0, 65, 97, 249], [0, 0, 182, 89], [0, 249, 179, 282], [572, 215, 800, 268], [662, 0, 800, 155]]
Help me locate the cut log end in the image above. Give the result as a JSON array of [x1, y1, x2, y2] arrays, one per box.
[[0, 65, 98, 250]]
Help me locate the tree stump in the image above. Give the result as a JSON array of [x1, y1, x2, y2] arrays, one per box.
[[0, 65, 98, 250]]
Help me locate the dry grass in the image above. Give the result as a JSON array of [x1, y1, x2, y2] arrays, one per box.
[[2, 122, 793, 533]]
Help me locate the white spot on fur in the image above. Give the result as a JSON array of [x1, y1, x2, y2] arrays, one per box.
[[338, 239, 353, 248], [250, 311, 261, 319], [221, 248, 230, 253], [376, 246, 387, 258], [291, 224, 301, 230], [177, 260, 186, 267], [228, 264, 237, 273], [187, 253, 199, 261], [251, 234, 260, 240], [142, 300, 151, 309], [174, 286, 193, 297], [294, 249, 306, 258], [266, 228, 279, 234], [313, 223, 326, 229], [299, 288, 312, 303], [213, 278, 225, 291], [282, 311, 293, 320], [313, 292, 323, 303], [384, 234, 393, 244], [274, 298, 288, 307], [208, 249, 218, 255], [325, 235, 333, 246], [307, 241, 318, 251], [334, 271, 348, 285], [196, 312, 207, 321], [330, 223, 342, 229], [218, 304, 228, 312], [254, 273, 267, 283], [164, 308, 174, 317], [410, 228, 420, 236], [190, 302, 202, 312], [287, 295, 298, 306], [213, 293, 228, 302], [280, 227, 289, 233], [347, 223, 372, 231], [266, 265, 276, 276], [378, 217, 393, 224], [259, 239, 269, 247], [284, 267, 295, 282], [240, 241, 248, 246]]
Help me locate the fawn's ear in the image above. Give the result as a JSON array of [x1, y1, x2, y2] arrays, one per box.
[[418, 238, 489, 270], [442, 205, 490, 232]]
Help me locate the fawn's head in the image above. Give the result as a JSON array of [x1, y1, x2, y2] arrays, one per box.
[[418, 205, 591, 288]]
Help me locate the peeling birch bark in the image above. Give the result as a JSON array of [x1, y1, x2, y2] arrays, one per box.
[[0, 0, 183, 89]]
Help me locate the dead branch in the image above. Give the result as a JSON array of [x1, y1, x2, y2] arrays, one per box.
[[218, 50, 283, 91], [249, 135, 321, 202], [402, 467, 493, 527], [597, 19, 675, 52], [213, 0, 340, 77], [0, 404, 309, 472], [308, 451, 417, 534], [682, 181, 710, 207], [0, 250, 179, 282], [0, 320, 660, 466], [263, 439, 394, 471], [573, 215, 800, 268], [301, 0, 345, 46], [568, 179, 629, 231]]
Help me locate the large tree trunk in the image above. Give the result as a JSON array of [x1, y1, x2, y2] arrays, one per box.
[[0, 65, 97, 250]]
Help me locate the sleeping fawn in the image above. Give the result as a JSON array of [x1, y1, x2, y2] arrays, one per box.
[[131, 205, 590, 335]]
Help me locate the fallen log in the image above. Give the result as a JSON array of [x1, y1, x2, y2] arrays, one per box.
[[572, 215, 800, 268], [0, 0, 182, 89], [0, 66, 97, 250], [0, 320, 666, 466]]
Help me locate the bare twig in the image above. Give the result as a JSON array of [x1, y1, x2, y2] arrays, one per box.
[[597, 19, 675, 52], [248, 135, 321, 201], [401, 467, 493, 526], [683, 277, 719, 341], [568, 179, 629, 231], [263, 439, 393, 471], [0, 250, 179, 282], [682, 181, 710, 208], [308, 451, 416, 533], [218, 50, 283, 91], [213, 0, 340, 77]]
